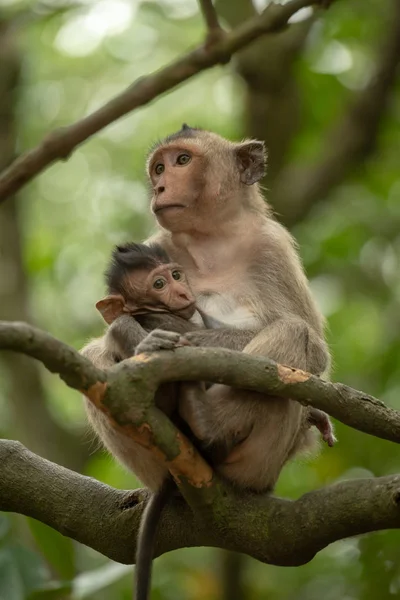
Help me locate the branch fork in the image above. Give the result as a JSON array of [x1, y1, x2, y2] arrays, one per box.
[[2, 320, 400, 562]]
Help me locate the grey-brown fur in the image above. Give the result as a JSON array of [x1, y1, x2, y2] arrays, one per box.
[[82, 126, 334, 494]]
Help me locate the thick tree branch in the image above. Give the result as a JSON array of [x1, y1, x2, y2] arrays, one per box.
[[271, 0, 400, 226], [0, 321, 105, 391], [2, 320, 400, 559], [120, 349, 400, 445], [2, 440, 400, 566], [0, 0, 332, 202], [1, 319, 400, 461], [1, 317, 400, 521]]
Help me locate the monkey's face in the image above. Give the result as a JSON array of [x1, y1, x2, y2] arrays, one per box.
[[148, 143, 207, 232], [109, 263, 196, 319], [143, 264, 196, 318], [147, 133, 267, 234], [96, 264, 195, 323]]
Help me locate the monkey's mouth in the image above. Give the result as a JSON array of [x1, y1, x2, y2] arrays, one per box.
[[175, 302, 196, 319], [154, 204, 185, 214]]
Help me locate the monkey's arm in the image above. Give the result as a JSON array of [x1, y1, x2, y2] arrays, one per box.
[[184, 328, 256, 351], [184, 317, 329, 375], [136, 313, 201, 336], [81, 315, 148, 365], [244, 317, 330, 376], [181, 317, 331, 491], [106, 314, 148, 359]]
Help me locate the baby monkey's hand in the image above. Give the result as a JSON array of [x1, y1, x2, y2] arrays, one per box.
[[135, 329, 190, 355]]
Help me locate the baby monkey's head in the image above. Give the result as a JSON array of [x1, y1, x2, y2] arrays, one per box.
[[96, 242, 196, 324]]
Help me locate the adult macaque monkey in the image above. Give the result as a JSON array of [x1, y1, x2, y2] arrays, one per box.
[[81, 122, 334, 544], [83, 124, 333, 485], [142, 124, 333, 489]]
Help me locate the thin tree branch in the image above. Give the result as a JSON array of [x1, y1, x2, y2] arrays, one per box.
[[198, 0, 222, 33], [271, 0, 400, 227], [0, 0, 332, 202], [2, 439, 400, 566]]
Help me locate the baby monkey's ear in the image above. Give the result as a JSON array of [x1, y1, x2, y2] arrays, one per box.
[[96, 295, 126, 324]]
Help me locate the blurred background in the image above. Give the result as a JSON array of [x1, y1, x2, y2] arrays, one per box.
[[0, 0, 399, 598]]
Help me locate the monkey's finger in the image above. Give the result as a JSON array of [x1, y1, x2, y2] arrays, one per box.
[[180, 332, 200, 346], [149, 329, 182, 342], [136, 339, 179, 353], [135, 330, 183, 354], [176, 336, 191, 347], [324, 433, 337, 447]]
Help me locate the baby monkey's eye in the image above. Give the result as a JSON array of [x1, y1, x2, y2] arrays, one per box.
[[172, 270, 182, 280], [176, 153, 191, 166], [153, 278, 166, 290], [155, 163, 164, 175]]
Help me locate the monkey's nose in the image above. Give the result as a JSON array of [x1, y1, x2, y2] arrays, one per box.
[[156, 185, 165, 194], [178, 288, 193, 302]]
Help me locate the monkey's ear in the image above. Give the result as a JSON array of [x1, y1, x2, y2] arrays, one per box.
[[235, 141, 267, 185], [96, 295, 126, 324]]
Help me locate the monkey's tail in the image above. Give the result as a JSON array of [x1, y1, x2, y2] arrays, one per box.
[[134, 478, 173, 600]]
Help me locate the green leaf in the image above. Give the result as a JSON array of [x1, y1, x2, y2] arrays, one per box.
[[0, 548, 25, 600], [27, 519, 75, 580], [10, 545, 51, 594], [72, 562, 131, 598]]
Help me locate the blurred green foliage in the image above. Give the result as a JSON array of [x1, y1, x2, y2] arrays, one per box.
[[0, 0, 399, 598]]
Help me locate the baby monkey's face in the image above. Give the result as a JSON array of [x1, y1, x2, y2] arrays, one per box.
[[96, 261, 196, 325], [139, 262, 196, 319]]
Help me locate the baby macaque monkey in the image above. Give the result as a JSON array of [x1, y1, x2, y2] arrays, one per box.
[[96, 242, 221, 364], [98, 242, 196, 358]]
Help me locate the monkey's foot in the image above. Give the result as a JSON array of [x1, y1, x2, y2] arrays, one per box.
[[308, 408, 337, 447], [321, 430, 337, 447], [135, 329, 189, 355]]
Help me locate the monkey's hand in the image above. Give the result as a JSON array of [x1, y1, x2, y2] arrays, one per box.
[[135, 329, 190, 355]]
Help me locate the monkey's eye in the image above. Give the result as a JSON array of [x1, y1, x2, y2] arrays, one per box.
[[153, 278, 166, 290], [176, 153, 191, 166], [172, 270, 182, 280], [155, 163, 164, 175]]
